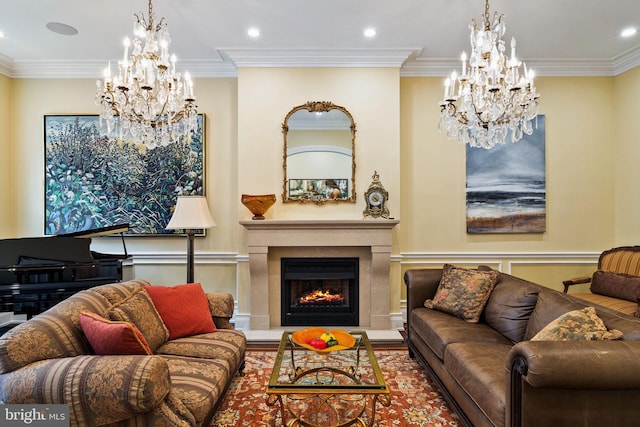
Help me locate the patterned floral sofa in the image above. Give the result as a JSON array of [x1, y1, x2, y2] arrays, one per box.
[[0, 279, 246, 427]]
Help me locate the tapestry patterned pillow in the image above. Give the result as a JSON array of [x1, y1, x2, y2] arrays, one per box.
[[531, 306, 623, 341], [108, 288, 170, 352], [424, 264, 499, 323]]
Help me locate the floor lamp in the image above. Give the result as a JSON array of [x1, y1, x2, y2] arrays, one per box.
[[166, 196, 216, 283]]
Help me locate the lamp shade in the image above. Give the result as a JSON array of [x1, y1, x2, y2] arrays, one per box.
[[166, 196, 216, 230]]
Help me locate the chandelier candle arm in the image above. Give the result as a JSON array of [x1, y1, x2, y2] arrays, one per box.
[[438, 0, 540, 149], [95, 0, 198, 149]]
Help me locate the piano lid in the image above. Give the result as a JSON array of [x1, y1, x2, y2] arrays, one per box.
[[58, 223, 130, 238], [58, 223, 130, 259]]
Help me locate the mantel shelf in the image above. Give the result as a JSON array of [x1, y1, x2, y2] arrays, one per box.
[[240, 219, 399, 249], [240, 219, 399, 231]]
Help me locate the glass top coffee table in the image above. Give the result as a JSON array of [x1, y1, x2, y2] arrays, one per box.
[[266, 330, 390, 427]]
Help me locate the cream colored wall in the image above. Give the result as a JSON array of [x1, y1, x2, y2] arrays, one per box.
[[237, 68, 401, 221], [400, 76, 615, 253], [8, 77, 239, 296], [399, 76, 617, 293], [0, 74, 12, 238], [613, 66, 640, 245], [236, 67, 402, 321]]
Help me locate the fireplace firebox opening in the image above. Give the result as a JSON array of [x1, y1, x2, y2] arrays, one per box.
[[281, 257, 359, 326]]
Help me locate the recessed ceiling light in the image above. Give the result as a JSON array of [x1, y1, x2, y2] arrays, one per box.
[[248, 28, 260, 38], [46, 22, 78, 36], [0, 31, 5, 39], [621, 27, 637, 38], [364, 28, 376, 38]]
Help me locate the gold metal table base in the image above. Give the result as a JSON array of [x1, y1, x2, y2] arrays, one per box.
[[266, 391, 391, 427]]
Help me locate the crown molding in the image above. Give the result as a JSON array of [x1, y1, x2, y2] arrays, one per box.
[[0, 59, 237, 79], [219, 48, 420, 68], [1, 47, 638, 78], [400, 57, 619, 77], [0, 53, 12, 77], [612, 45, 640, 75]]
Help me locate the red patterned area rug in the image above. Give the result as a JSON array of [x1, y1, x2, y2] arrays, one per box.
[[211, 350, 460, 426]]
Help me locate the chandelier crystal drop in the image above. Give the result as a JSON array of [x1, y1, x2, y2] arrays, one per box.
[[95, 0, 197, 149], [438, 0, 540, 149]]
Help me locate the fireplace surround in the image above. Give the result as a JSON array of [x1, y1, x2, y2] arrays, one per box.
[[240, 219, 399, 330], [281, 257, 359, 326]]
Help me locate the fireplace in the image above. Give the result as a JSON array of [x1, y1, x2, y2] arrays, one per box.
[[281, 257, 359, 326], [240, 219, 399, 330]]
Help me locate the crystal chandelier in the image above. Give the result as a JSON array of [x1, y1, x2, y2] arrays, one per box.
[[95, 0, 197, 149], [438, 0, 540, 149]]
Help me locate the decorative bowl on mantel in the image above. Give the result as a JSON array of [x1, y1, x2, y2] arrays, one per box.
[[241, 194, 276, 220]]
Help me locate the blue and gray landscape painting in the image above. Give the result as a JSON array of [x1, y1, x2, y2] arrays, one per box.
[[466, 116, 546, 233]]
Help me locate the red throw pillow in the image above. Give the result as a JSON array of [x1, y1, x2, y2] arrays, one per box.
[[145, 283, 216, 340], [79, 310, 153, 355]]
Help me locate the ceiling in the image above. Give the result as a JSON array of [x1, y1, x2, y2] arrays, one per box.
[[1, 0, 639, 78]]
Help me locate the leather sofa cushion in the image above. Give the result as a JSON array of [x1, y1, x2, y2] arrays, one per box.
[[483, 275, 540, 343], [410, 307, 511, 360], [444, 342, 512, 427], [591, 305, 640, 341], [523, 290, 586, 341]]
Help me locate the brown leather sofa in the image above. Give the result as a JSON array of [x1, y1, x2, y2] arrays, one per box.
[[405, 267, 640, 427]]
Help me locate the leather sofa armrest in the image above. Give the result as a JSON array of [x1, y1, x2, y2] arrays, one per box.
[[562, 276, 592, 293], [404, 268, 443, 312], [207, 292, 235, 329], [508, 340, 640, 389], [507, 341, 640, 427], [0, 355, 171, 425]]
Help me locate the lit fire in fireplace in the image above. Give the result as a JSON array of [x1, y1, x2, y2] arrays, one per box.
[[298, 289, 345, 305]]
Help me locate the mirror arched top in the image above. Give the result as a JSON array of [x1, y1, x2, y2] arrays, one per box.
[[282, 101, 356, 204]]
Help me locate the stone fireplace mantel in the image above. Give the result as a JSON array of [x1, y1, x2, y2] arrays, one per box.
[[240, 219, 399, 330]]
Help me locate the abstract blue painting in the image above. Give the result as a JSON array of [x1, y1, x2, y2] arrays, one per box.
[[466, 115, 546, 233]]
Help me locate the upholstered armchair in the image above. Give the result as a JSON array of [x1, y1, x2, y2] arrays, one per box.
[[563, 246, 640, 317]]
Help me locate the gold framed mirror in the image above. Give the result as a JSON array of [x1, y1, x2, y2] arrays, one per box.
[[282, 101, 356, 204]]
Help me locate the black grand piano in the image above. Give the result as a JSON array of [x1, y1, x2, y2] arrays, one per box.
[[0, 224, 129, 322]]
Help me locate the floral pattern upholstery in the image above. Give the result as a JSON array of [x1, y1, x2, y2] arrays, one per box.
[[92, 279, 149, 305], [107, 288, 170, 352], [531, 306, 624, 341], [425, 264, 499, 323], [156, 330, 246, 370], [0, 355, 170, 425], [163, 355, 233, 424], [0, 280, 246, 427], [0, 288, 113, 374], [207, 293, 235, 329]]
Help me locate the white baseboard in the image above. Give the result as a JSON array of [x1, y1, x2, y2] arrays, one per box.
[[234, 312, 405, 332]]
